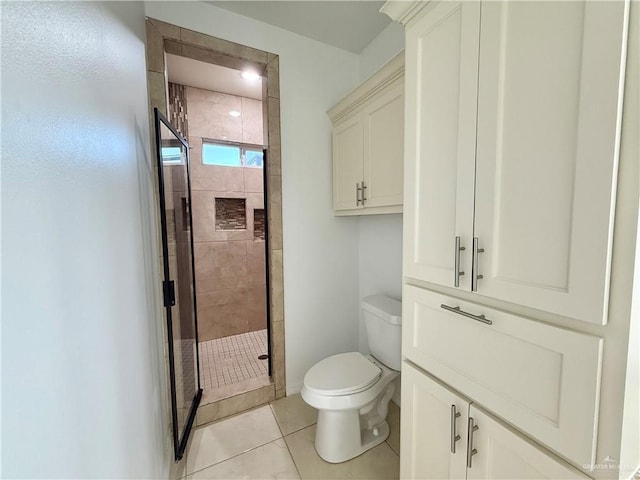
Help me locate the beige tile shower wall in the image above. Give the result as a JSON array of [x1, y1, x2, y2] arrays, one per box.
[[186, 86, 263, 145], [184, 85, 267, 342]]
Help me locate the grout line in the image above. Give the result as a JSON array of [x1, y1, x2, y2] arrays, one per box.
[[186, 406, 283, 477], [385, 439, 400, 457], [281, 420, 317, 438], [268, 402, 286, 438], [269, 396, 318, 441], [280, 427, 303, 480], [186, 437, 282, 478]]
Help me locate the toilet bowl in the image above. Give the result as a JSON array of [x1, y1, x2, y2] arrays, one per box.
[[301, 295, 402, 463]]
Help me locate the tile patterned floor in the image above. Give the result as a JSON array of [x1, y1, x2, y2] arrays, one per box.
[[198, 330, 269, 392], [179, 394, 401, 480]]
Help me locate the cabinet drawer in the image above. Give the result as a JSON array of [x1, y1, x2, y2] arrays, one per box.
[[403, 285, 602, 468]]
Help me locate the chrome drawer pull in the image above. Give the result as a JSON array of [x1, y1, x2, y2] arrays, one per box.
[[472, 237, 484, 292], [440, 304, 493, 325], [450, 404, 462, 453], [466, 417, 479, 468], [454, 236, 465, 287]]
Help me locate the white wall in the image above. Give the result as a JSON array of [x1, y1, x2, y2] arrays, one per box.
[[356, 22, 406, 354], [144, 1, 362, 394], [1, 2, 171, 478], [359, 21, 405, 81], [357, 215, 403, 353]]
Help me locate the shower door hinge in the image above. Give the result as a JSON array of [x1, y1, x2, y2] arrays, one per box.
[[163, 280, 176, 307]]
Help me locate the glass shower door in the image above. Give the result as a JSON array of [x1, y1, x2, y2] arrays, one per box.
[[154, 107, 202, 461]]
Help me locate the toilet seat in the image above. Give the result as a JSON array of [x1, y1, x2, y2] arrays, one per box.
[[304, 352, 381, 396]]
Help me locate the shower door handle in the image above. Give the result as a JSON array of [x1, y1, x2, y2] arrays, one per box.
[[163, 280, 176, 307]]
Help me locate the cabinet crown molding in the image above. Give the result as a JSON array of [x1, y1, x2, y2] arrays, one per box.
[[380, 1, 431, 26], [328, 51, 404, 123]]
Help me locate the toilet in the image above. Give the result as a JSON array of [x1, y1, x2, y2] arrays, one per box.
[[301, 295, 401, 463]]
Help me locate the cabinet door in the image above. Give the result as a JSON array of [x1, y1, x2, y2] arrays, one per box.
[[403, 2, 480, 290], [363, 80, 404, 208], [473, 1, 629, 324], [467, 405, 588, 479], [403, 285, 602, 468], [332, 116, 363, 211], [401, 361, 468, 480]]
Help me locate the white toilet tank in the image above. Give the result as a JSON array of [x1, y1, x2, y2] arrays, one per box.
[[362, 295, 402, 370]]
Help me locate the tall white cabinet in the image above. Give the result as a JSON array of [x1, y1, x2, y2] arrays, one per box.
[[400, 0, 628, 325], [472, 1, 628, 325], [382, 0, 639, 478]]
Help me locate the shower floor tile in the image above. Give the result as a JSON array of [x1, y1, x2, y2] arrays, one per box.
[[198, 329, 269, 403]]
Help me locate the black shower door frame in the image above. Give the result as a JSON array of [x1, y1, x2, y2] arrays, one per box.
[[154, 107, 202, 461]]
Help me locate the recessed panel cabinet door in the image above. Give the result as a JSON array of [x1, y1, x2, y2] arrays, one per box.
[[333, 117, 364, 210], [403, 285, 603, 467], [473, 1, 629, 324], [466, 406, 588, 480], [363, 80, 404, 208], [403, 2, 480, 290], [401, 362, 468, 480]]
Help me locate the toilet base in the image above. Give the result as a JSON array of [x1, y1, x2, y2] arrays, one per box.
[[301, 354, 399, 464], [314, 408, 390, 463]]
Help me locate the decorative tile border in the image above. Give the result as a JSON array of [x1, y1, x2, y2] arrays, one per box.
[[215, 198, 247, 231], [145, 16, 286, 443], [253, 209, 265, 240], [168, 82, 189, 138]]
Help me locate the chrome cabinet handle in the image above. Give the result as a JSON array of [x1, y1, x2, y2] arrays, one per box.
[[440, 304, 493, 325], [361, 181, 367, 204], [451, 405, 462, 453], [472, 237, 484, 292], [356, 182, 362, 206], [466, 417, 479, 468], [454, 236, 465, 287]]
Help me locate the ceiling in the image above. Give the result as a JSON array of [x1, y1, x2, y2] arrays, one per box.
[[166, 54, 263, 100], [208, 1, 390, 53]]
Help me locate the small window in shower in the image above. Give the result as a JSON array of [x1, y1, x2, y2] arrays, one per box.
[[203, 143, 241, 167], [202, 141, 263, 168], [253, 209, 265, 240], [244, 149, 264, 168], [215, 198, 246, 230]]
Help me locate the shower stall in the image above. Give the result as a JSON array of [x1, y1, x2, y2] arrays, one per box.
[[165, 61, 271, 406]]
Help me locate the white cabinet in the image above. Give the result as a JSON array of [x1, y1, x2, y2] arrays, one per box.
[[383, 1, 639, 478], [472, 1, 628, 325], [399, 0, 628, 325], [466, 405, 588, 480], [363, 83, 404, 209], [333, 117, 364, 211], [329, 52, 404, 215], [403, 285, 602, 468], [402, 362, 588, 480], [402, 1, 479, 291], [401, 362, 468, 480]]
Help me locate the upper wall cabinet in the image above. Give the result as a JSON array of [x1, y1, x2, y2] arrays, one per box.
[[394, 0, 629, 324], [329, 52, 404, 216]]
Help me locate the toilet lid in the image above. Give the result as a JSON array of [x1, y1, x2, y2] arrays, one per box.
[[304, 352, 381, 396]]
